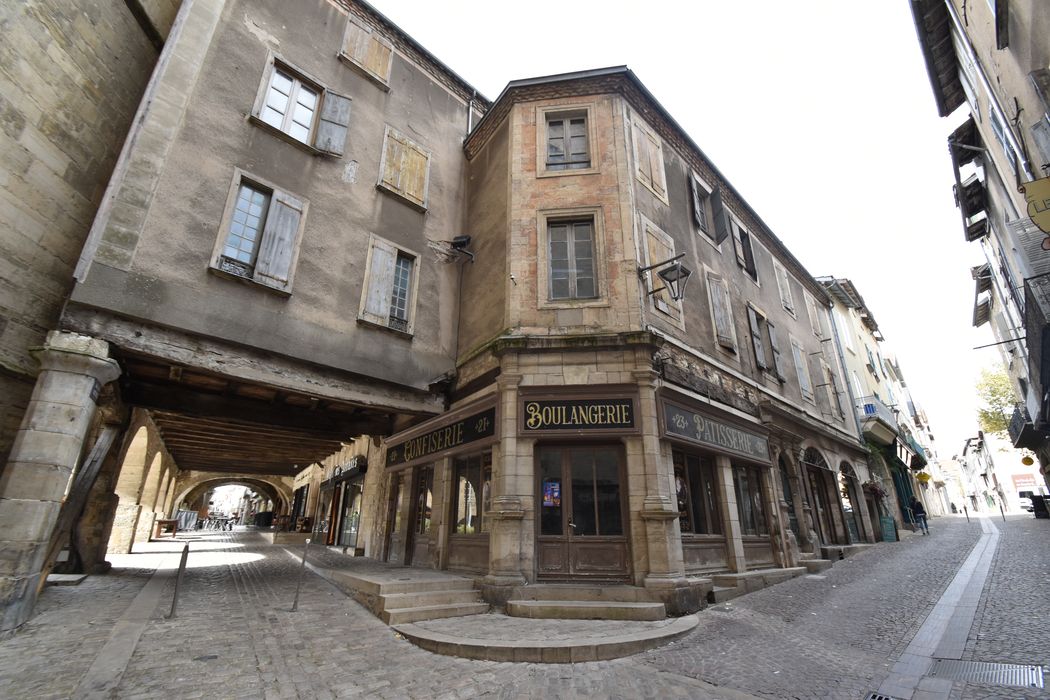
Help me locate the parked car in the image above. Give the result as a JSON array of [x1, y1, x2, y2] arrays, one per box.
[[1019, 496, 1034, 512]]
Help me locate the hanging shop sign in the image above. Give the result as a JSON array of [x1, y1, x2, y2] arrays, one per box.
[[661, 399, 770, 464], [521, 397, 636, 434], [385, 404, 496, 470], [1020, 175, 1050, 235]]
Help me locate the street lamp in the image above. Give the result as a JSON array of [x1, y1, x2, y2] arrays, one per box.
[[638, 253, 693, 301]]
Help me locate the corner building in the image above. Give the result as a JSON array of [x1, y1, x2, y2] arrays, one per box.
[[381, 67, 874, 613]]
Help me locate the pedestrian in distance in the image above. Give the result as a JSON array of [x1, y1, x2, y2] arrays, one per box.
[[910, 496, 929, 535]]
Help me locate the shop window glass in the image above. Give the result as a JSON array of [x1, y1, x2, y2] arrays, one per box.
[[540, 448, 563, 536], [733, 465, 768, 536], [673, 451, 722, 535], [593, 447, 623, 536], [413, 466, 433, 535], [452, 452, 492, 534]]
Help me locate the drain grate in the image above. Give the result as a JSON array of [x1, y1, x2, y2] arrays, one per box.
[[927, 659, 1045, 689], [865, 693, 902, 700]]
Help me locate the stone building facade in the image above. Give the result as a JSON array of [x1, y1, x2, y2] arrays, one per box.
[[2, 0, 904, 631], [911, 0, 1050, 490]]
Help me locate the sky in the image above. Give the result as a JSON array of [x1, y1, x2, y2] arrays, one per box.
[[366, 0, 1002, 455]]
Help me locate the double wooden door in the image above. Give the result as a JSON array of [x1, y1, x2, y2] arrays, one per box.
[[536, 446, 628, 580]]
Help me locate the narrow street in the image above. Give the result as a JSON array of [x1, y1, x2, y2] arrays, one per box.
[[1, 515, 1046, 699]]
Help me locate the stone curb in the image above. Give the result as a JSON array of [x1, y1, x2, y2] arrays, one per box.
[[393, 614, 699, 663]]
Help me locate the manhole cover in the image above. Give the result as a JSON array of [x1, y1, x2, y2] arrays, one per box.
[[928, 659, 1045, 689]]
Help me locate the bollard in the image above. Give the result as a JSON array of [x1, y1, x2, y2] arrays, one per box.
[[999, 502, 1006, 522], [165, 543, 190, 619], [963, 504, 970, 523], [291, 538, 311, 612]]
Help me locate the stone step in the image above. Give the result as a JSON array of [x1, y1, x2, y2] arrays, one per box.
[[506, 600, 666, 621], [325, 569, 475, 596], [381, 589, 484, 610], [394, 614, 699, 663], [381, 602, 490, 625], [708, 585, 742, 604], [509, 584, 660, 603], [802, 558, 833, 573]]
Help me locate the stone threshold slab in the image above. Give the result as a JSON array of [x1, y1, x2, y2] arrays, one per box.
[[394, 614, 698, 663]]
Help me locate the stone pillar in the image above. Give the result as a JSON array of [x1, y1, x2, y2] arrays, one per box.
[[0, 332, 120, 633], [634, 369, 688, 594], [481, 372, 526, 605], [715, 455, 747, 573]]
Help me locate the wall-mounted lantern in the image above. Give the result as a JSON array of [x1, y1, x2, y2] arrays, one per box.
[[638, 252, 692, 301]]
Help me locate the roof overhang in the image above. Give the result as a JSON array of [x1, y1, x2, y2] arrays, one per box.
[[910, 0, 966, 117]]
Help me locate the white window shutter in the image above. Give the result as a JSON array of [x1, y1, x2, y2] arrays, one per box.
[[776, 264, 794, 312], [634, 123, 653, 189], [254, 189, 304, 292], [647, 132, 665, 196], [316, 91, 352, 156], [361, 238, 397, 324], [709, 273, 735, 350], [747, 307, 767, 370], [645, 225, 678, 318], [767, 322, 785, 380]]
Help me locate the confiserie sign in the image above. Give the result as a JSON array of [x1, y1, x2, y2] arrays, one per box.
[[662, 401, 769, 463], [386, 406, 496, 469], [522, 398, 635, 432]]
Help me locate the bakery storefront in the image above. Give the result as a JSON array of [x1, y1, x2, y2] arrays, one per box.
[[383, 399, 497, 572], [659, 393, 776, 573], [521, 389, 639, 582]]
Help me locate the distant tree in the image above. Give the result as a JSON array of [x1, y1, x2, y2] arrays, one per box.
[[975, 368, 1015, 435]]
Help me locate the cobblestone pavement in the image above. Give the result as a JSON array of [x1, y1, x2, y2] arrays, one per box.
[[1, 515, 1047, 699]]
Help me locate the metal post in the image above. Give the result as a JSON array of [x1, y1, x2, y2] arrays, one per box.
[[290, 538, 311, 612], [999, 502, 1006, 522], [165, 544, 190, 619], [963, 504, 970, 523]]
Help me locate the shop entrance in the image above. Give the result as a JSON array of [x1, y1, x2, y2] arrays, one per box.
[[536, 445, 628, 580], [405, 465, 434, 566]]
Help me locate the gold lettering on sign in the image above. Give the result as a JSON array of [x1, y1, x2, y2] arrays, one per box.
[[525, 400, 630, 429], [403, 422, 465, 462]]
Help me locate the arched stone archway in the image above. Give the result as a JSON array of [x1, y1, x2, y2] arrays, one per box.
[[801, 447, 844, 547], [171, 472, 293, 523], [133, 452, 166, 545], [107, 427, 151, 554]]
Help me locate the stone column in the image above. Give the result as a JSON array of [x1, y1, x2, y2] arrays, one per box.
[[634, 369, 688, 597], [481, 372, 526, 605], [715, 455, 747, 573], [0, 331, 120, 633]]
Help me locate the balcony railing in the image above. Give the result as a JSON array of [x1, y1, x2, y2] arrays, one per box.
[[855, 395, 897, 429]]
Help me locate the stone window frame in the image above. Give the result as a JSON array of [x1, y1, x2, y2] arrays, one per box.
[[208, 168, 309, 296], [357, 233, 421, 338], [249, 51, 352, 157], [339, 14, 394, 90], [536, 205, 610, 311], [535, 102, 600, 178], [630, 114, 669, 205]]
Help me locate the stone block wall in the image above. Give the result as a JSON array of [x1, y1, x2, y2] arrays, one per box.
[[0, 1, 166, 466]]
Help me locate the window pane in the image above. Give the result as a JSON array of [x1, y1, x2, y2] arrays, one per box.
[[674, 452, 693, 533], [570, 450, 597, 536], [453, 457, 479, 534], [539, 448, 562, 536], [224, 183, 269, 267], [389, 254, 413, 327], [594, 448, 622, 535], [414, 467, 433, 535]]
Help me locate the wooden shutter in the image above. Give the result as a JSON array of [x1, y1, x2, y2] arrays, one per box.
[[775, 263, 794, 312], [380, 130, 429, 209], [646, 131, 666, 196], [343, 17, 392, 84], [645, 224, 679, 319], [806, 294, 823, 337], [361, 238, 397, 325], [767, 321, 785, 380], [710, 187, 730, 245], [254, 188, 304, 293], [634, 122, 653, 189], [792, 340, 813, 398], [732, 223, 756, 277], [747, 307, 768, 370], [708, 272, 735, 351], [315, 91, 351, 156]]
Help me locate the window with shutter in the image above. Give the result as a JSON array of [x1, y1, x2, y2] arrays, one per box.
[[747, 306, 768, 371], [709, 187, 731, 246], [731, 220, 758, 281], [378, 127, 431, 211], [546, 114, 590, 170], [632, 119, 668, 202], [774, 261, 794, 313], [821, 358, 845, 417], [340, 15, 393, 88], [790, 337, 814, 401], [707, 271, 736, 352], [643, 220, 681, 320], [251, 55, 351, 157], [690, 176, 711, 237], [805, 293, 823, 338], [358, 235, 419, 335], [211, 169, 308, 295]]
